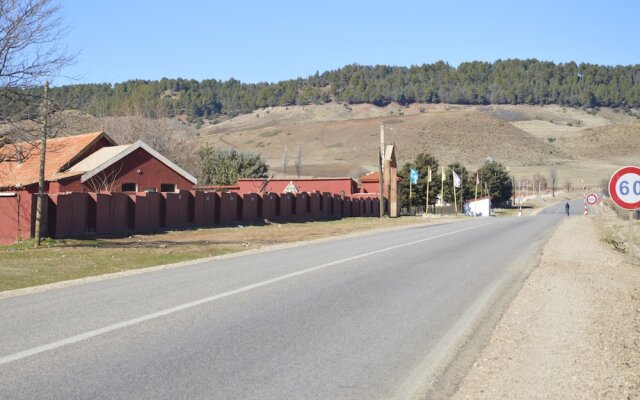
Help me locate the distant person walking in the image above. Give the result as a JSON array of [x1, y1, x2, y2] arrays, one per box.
[[565, 202, 570, 216]]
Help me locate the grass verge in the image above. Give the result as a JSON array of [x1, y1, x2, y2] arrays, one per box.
[[0, 216, 450, 293], [594, 202, 640, 261]]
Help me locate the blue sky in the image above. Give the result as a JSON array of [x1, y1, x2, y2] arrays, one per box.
[[57, 0, 639, 85]]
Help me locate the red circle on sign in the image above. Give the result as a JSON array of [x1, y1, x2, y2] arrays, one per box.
[[609, 166, 640, 210], [585, 193, 598, 205]]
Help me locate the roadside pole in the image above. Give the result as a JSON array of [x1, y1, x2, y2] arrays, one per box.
[[425, 171, 430, 215], [630, 211, 635, 264], [608, 166, 640, 264], [440, 167, 445, 216], [409, 177, 413, 215], [474, 173, 478, 217], [378, 124, 385, 218]]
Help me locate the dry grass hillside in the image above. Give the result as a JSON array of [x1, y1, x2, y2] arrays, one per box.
[[190, 103, 639, 187], [192, 103, 560, 173]]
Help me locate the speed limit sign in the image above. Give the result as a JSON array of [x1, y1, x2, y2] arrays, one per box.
[[585, 193, 599, 206], [609, 166, 640, 210]]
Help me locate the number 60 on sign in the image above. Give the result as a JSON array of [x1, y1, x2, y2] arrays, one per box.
[[609, 166, 640, 210]]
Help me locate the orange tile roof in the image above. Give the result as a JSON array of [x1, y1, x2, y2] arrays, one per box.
[[0, 132, 114, 189], [360, 171, 380, 182], [359, 171, 401, 183]]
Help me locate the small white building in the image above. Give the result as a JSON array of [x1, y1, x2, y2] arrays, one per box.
[[464, 197, 491, 217]]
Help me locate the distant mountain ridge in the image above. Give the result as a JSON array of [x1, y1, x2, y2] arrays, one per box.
[[49, 60, 640, 119]]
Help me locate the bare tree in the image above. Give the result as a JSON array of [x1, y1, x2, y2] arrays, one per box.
[[0, 0, 74, 143], [349, 166, 370, 181], [0, 0, 75, 246], [294, 144, 302, 177], [99, 112, 196, 175], [282, 145, 288, 176], [549, 164, 558, 197], [565, 179, 572, 193], [532, 173, 548, 189], [532, 173, 548, 198], [0, 0, 72, 89], [84, 165, 123, 193]]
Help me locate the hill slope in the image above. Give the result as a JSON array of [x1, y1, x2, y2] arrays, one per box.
[[188, 103, 638, 186]]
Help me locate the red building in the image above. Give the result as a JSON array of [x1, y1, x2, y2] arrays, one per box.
[[0, 131, 197, 244], [0, 131, 196, 194], [236, 177, 359, 196], [359, 171, 383, 194]]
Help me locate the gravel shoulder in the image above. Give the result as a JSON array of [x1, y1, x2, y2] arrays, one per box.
[[452, 214, 640, 399]]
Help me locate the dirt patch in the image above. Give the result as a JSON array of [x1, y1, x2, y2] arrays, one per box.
[[451, 214, 640, 399]]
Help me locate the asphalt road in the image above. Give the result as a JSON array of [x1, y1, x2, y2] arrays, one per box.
[[0, 201, 579, 399]]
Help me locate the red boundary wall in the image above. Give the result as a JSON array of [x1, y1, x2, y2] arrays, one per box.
[[364, 198, 373, 217], [48, 193, 91, 238], [0, 189, 384, 243], [262, 193, 279, 221], [242, 193, 261, 223], [352, 198, 362, 217], [333, 195, 343, 218], [373, 198, 381, 217], [220, 192, 242, 225], [322, 193, 333, 218], [91, 193, 113, 235], [280, 193, 294, 221], [342, 197, 352, 218], [310, 192, 321, 218], [163, 190, 193, 230], [135, 192, 162, 233], [0, 193, 34, 244], [194, 191, 219, 227], [295, 193, 310, 220]]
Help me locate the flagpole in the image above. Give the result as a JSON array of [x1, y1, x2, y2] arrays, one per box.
[[409, 178, 413, 214], [440, 167, 445, 216], [426, 179, 430, 215], [453, 171, 458, 216], [459, 182, 462, 215], [474, 173, 478, 217]]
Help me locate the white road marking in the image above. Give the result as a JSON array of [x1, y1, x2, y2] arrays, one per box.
[[0, 221, 496, 366]]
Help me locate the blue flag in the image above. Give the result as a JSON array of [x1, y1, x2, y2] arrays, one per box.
[[410, 168, 418, 185]]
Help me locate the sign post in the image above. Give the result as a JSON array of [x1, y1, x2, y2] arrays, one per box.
[[585, 193, 599, 215], [608, 166, 640, 263]]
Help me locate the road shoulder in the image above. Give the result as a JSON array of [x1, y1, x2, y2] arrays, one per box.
[[452, 214, 640, 399]]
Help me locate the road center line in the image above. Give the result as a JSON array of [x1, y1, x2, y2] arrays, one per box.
[[0, 221, 496, 366]]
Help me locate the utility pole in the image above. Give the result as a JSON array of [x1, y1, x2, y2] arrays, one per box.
[[378, 124, 385, 218], [295, 144, 302, 178], [34, 81, 50, 247]]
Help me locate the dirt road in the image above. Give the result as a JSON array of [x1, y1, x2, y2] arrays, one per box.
[[452, 213, 640, 399]]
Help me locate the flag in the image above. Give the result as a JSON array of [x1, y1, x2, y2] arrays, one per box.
[[427, 166, 432, 183], [476, 173, 480, 185], [441, 167, 446, 182], [410, 168, 418, 185], [452, 170, 461, 188]]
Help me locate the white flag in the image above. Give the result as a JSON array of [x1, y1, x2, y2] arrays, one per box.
[[452, 170, 461, 188]]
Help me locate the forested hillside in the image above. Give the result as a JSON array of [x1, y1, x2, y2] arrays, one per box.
[[49, 60, 640, 119]]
